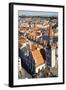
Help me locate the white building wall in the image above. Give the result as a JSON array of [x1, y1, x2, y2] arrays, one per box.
[[51, 47, 56, 67], [28, 40, 32, 49], [36, 64, 45, 73], [18, 57, 22, 71]]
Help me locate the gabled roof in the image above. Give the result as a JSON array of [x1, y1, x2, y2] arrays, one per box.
[[31, 49, 45, 67]]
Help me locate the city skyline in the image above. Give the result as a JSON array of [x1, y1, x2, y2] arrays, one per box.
[[18, 10, 58, 17]]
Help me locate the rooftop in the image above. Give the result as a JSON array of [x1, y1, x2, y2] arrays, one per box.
[[31, 49, 45, 67]]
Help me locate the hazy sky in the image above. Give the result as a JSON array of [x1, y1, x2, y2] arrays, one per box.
[[18, 10, 58, 17]]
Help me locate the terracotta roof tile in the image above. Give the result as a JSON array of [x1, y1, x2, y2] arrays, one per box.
[[31, 50, 45, 66]]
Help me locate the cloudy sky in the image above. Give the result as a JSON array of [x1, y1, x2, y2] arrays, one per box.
[[18, 10, 58, 17]]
